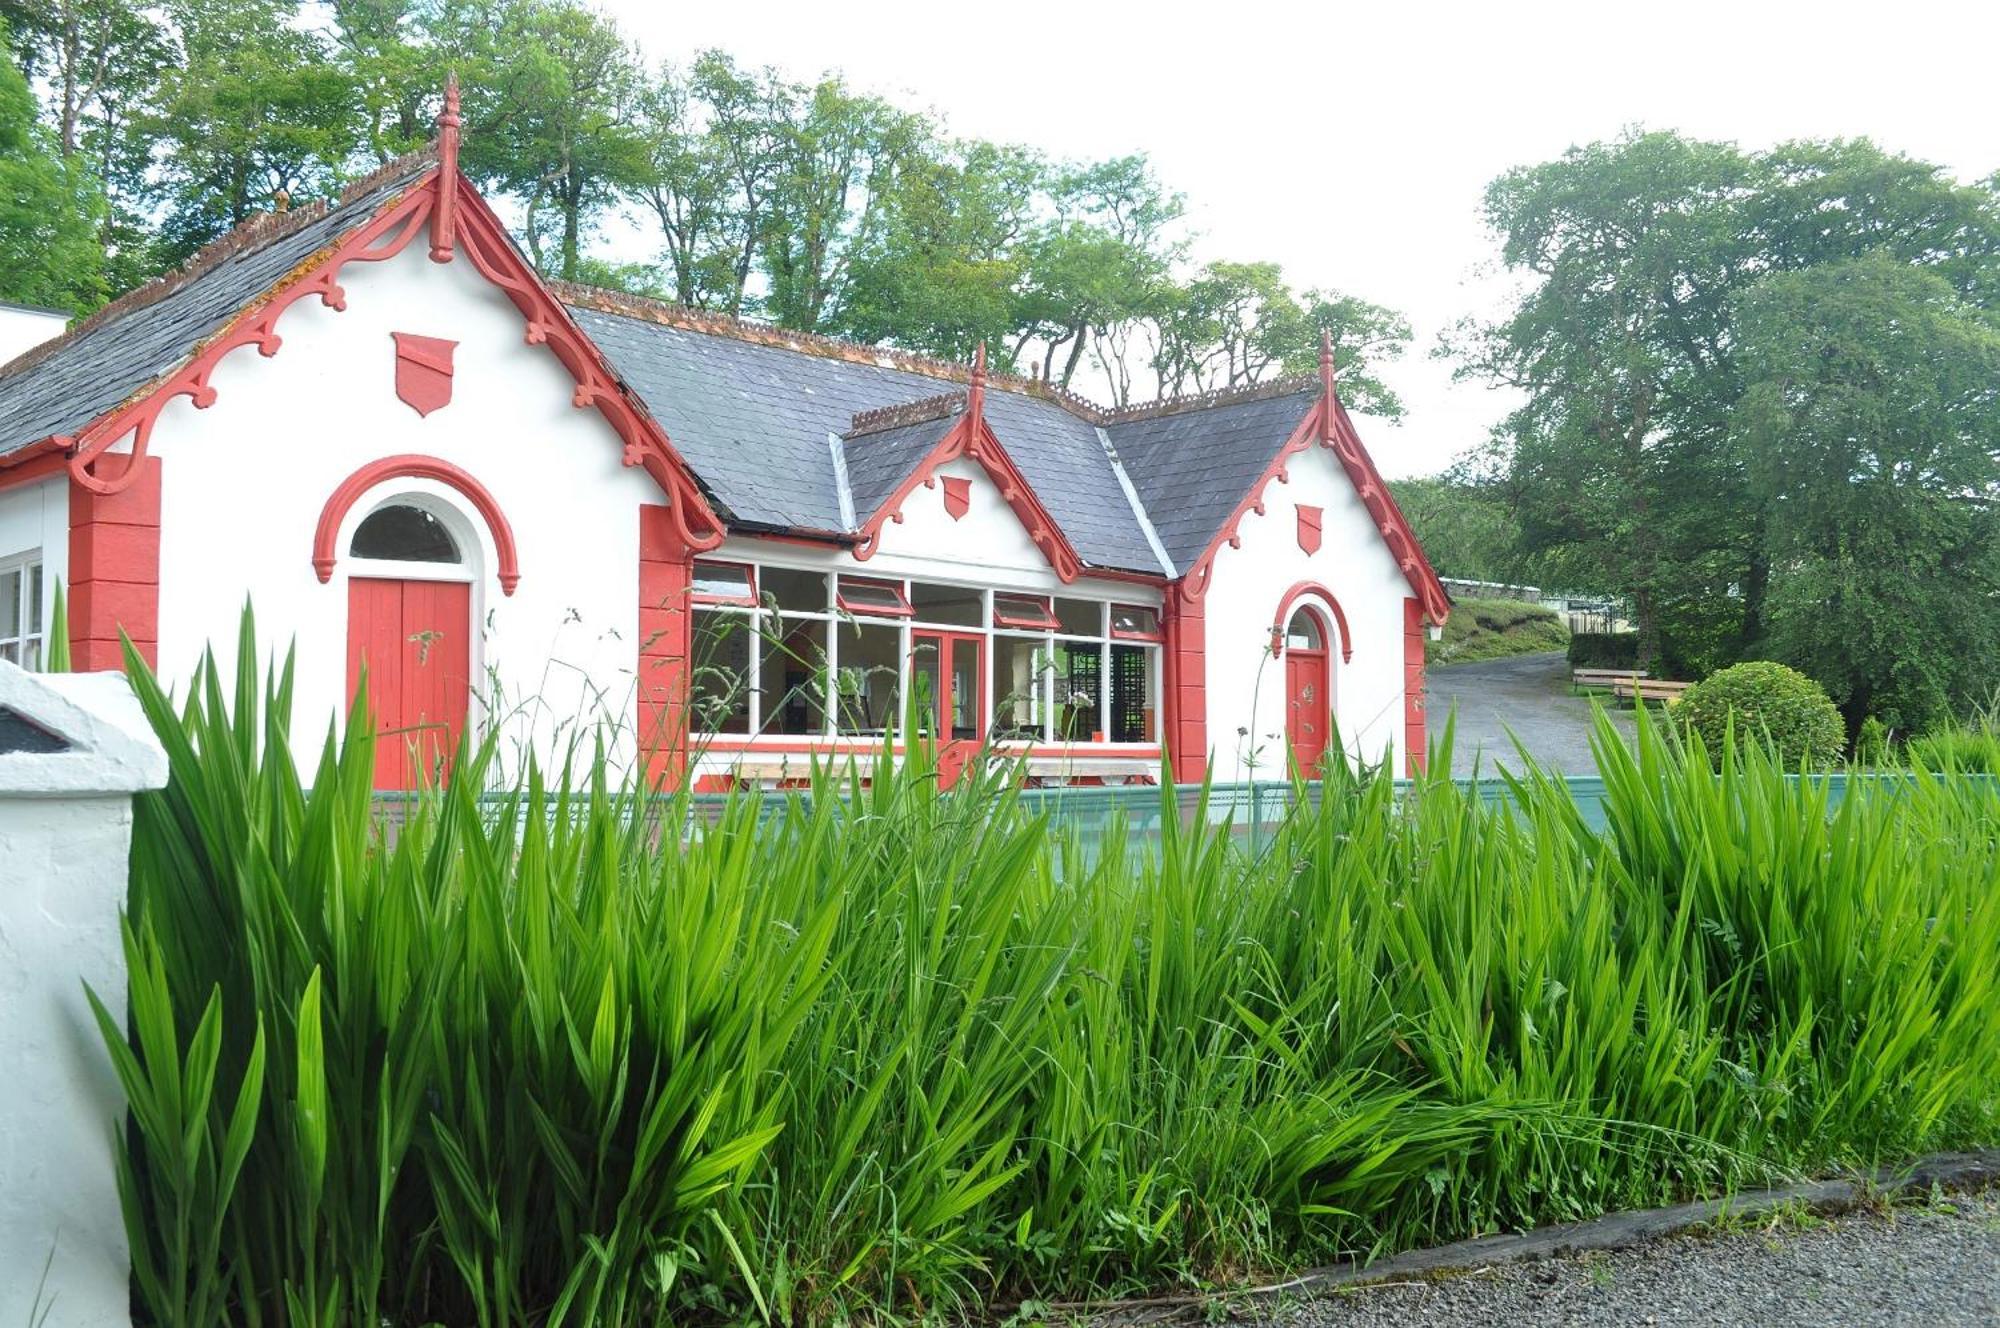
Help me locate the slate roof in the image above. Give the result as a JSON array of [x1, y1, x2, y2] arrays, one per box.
[[1108, 387, 1322, 570], [0, 159, 1349, 584], [843, 411, 961, 522], [0, 154, 436, 459]]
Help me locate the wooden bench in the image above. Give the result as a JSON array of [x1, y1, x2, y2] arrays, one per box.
[[1611, 677, 1692, 705], [1573, 667, 1647, 690]]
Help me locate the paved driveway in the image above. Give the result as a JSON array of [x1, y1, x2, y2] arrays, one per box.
[[1425, 651, 1635, 777]]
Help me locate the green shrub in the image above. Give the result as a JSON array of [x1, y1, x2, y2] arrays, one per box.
[[1568, 631, 1639, 670], [1855, 715, 1895, 768], [1909, 720, 2000, 774], [96, 622, 2000, 1325], [1677, 660, 1846, 767]]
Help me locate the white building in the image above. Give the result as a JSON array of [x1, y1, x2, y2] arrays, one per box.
[[0, 94, 1449, 790]]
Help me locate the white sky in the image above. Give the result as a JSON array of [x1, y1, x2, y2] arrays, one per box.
[[600, 0, 2000, 479]]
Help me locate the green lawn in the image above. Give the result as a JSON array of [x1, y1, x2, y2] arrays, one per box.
[[1429, 595, 1570, 666]]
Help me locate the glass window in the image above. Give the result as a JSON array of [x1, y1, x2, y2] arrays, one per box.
[[1111, 604, 1161, 640], [910, 581, 982, 626], [834, 620, 903, 734], [351, 504, 459, 563], [1054, 597, 1102, 637], [690, 609, 752, 734], [1055, 641, 1102, 742], [994, 636, 1050, 740], [760, 565, 829, 613], [759, 616, 826, 735], [693, 560, 757, 605], [837, 577, 912, 617], [994, 593, 1060, 630], [0, 559, 42, 669], [1286, 611, 1324, 651], [1110, 644, 1159, 743]]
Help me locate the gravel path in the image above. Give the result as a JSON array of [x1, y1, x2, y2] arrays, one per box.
[[1426, 651, 1636, 778], [1246, 1189, 2000, 1327]]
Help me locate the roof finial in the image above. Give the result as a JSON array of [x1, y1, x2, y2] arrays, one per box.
[[968, 340, 987, 434], [430, 71, 462, 263], [1318, 326, 1335, 442]]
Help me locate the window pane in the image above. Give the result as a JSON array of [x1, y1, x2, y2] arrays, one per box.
[[693, 560, 754, 601], [1055, 642, 1102, 741], [760, 616, 826, 735], [761, 565, 828, 613], [1054, 598, 1101, 637], [351, 504, 460, 563], [993, 636, 1049, 740], [1286, 612, 1324, 650], [834, 621, 902, 735], [910, 581, 981, 626], [838, 578, 910, 616], [20, 638, 40, 671], [949, 636, 980, 739], [0, 569, 19, 639], [1112, 604, 1159, 637], [994, 594, 1059, 630], [27, 562, 42, 631], [690, 610, 751, 734], [1110, 644, 1158, 743]]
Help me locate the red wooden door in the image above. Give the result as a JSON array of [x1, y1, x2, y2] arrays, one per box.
[[911, 630, 985, 788], [347, 577, 471, 790], [1285, 648, 1330, 775]]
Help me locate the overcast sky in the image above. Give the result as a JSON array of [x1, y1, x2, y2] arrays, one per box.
[[598, 0, 2000, 479]]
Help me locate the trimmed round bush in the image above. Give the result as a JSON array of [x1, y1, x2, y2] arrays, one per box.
[[1677, 661, 1846, 767]]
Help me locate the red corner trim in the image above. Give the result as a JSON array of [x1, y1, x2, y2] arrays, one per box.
[[852, 412, 1083, 581], [314, 454, 520, 594], [66, 183, 436, 497], [1269, 581, 1354, 663], [1175, 394, 1451, 624], [1403, 595, 1427, 776]]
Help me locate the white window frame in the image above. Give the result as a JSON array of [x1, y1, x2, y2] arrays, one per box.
[[0, 551, 45, 670], [686, 558, 1163, 750]]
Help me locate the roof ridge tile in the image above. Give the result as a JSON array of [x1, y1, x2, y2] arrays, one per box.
[[845, 391, 965, 438]]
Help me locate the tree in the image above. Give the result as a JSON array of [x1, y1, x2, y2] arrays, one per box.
[[1454, 131, 1763, 669], [146, 0, 359, 266], [448, 0, 648, 282], [757, 74, 924, 333], [1734, 253, 2000, 731], [0, 16, 105, 313], [4, 0, 172, 291], [1149, 261, 1411, 416]]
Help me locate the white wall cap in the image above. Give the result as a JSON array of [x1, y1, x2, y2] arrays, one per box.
[[0, 662, 170, 796]]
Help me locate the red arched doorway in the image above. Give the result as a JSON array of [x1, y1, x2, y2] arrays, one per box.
[[1282, 607, 1332, 774]]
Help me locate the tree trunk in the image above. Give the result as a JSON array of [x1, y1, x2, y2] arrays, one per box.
[[1632, 587, 1661, 674], [1060, 322, 1088, 387]]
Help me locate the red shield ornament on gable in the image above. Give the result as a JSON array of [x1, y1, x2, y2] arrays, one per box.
[[392, 332, 458, 417], [1297, 504, 1324, 556], [941, 475, 972, 521]]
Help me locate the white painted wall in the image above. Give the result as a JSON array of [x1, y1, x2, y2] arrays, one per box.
[[144, 240, 660, 782], [1202, 443, 1415, 781], [0, 665, 169, 1328], [0, 304, 68, 364], [0, 473, 69, 639]]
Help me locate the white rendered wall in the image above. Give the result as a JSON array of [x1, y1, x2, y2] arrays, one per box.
[[0, 304, 68, 363], [0, 473, 70, 639], [144, 240, 660, 781], [0, 667, 168, 1328], [1202, 443, 1414, 781]]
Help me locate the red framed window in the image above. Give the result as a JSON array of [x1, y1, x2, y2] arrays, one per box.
[[993, 592, 1061, 630], [836, 576, 913, 617], [692, 560, 757, 606], [1110, 604, 1163, 641]]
